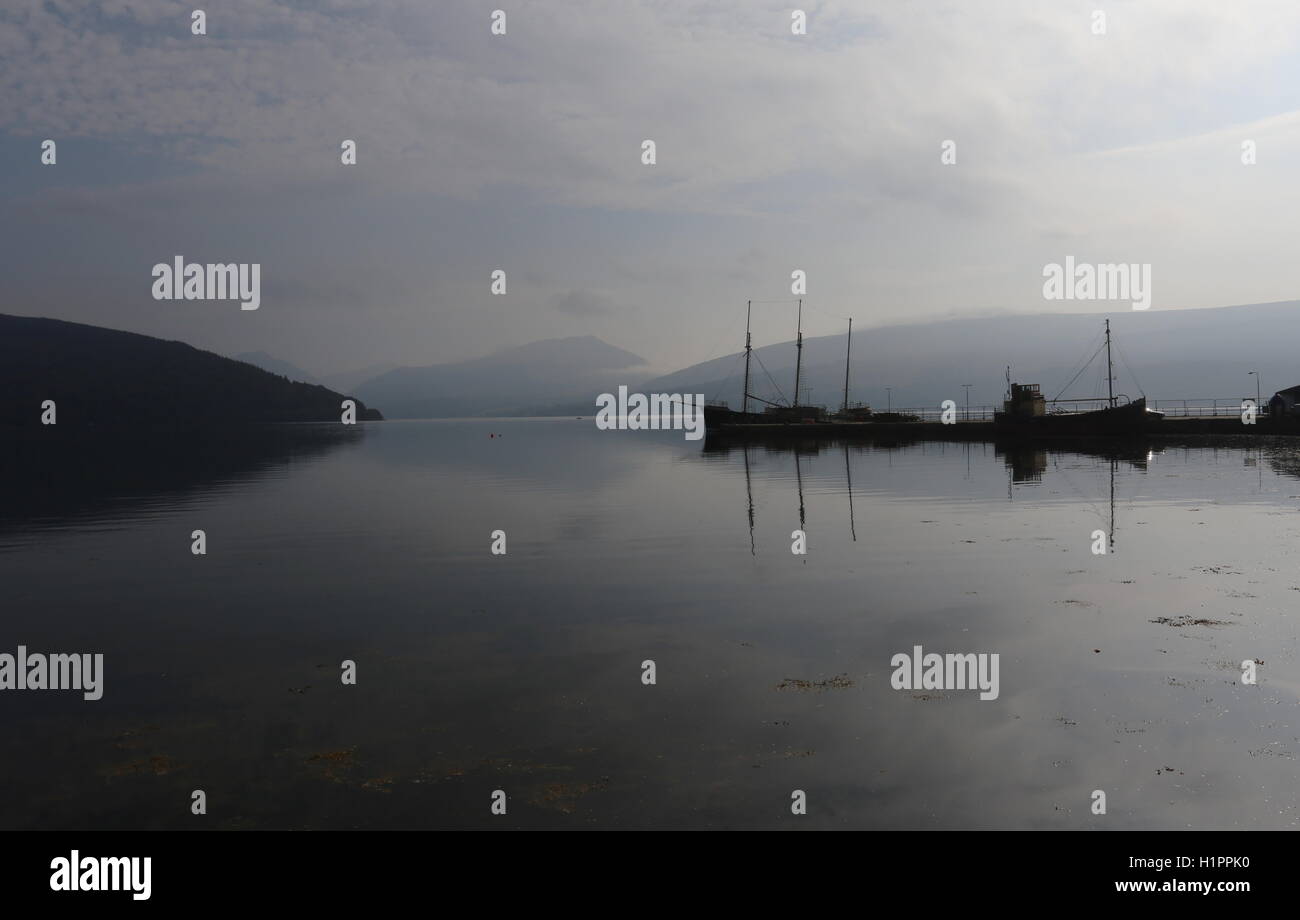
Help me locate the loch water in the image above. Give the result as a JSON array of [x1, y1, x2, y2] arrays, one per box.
[[2, 419, 1298, 829]]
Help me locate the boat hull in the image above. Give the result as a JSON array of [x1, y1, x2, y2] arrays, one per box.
[[994, 397, 1162, 434], [703, 405, 768, 427], [704, 404, 825, 428]]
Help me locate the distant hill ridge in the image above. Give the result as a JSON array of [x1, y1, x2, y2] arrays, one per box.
[[0, 314, 381, 428], [349, 301, 1300, 418], [12, 301, 1300, 425], [642, 301, 1300, 411], [352, 334, 647, 418]]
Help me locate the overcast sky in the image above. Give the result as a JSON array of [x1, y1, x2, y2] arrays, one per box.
[[4, 0, 1300, 377]]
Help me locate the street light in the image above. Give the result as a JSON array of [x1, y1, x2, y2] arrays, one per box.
[[1248, 371, 1260, 411], [885, 387, 892, 413], [962, 384, 972, 422]]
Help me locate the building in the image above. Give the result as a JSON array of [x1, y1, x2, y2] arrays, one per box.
[[1269, 385, 1300, 418]]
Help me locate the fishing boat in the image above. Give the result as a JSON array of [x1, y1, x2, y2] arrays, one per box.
[[994, 319, 1163, 435]]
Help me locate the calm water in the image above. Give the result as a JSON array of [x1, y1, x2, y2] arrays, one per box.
[[3, 420, 1300, 829]]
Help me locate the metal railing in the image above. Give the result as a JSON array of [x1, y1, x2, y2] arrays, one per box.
[[883, 397, 1260, 422], [887, 405, 997, 422], [712, 397, 1263, 422], [1147, 397, 1261, 418]]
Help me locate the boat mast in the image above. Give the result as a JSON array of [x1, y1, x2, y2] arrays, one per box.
[[743, 443, 755, 556], [844, 442, 856, 542], [1105, 318, 1115, 408], [795, 451, 806, 529], [1109, 456, 1116, 552], [842, 318, 852, 411], [793, 298, 803, 408], [741, 300, 752, 415]]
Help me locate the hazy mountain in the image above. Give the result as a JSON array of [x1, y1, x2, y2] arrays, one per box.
[[353, 335, 647, 418], [320, 362, 403, 393], [0, 314, 382, 428], [234, 352, 408, 396], [234, 350, 321, 385], [644, 301, 1300, 412]]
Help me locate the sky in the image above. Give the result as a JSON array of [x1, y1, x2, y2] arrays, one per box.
[[4, 0, 1300, 378]]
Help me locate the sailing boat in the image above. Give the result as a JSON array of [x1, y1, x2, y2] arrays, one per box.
[[703, 300, 766, 427], [832, 317, 872, 420], [704, 300, 824, 429], [994, 319, 1163, 434]]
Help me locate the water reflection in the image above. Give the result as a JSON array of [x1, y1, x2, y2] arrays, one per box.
[[0, 424, 366, 543], [705, 435, 1181, 558], [5, 421, 1300, 829]]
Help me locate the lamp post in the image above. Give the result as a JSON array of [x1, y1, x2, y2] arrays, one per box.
[[962, 384, 972, 422], [885, 387, 892, 414], [1249, 371, 1260, 411]]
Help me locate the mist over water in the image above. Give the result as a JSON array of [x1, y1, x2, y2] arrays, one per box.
[[2, 419, 1298, 829]]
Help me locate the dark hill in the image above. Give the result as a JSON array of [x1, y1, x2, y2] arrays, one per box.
[[0, 314, 382, 428]]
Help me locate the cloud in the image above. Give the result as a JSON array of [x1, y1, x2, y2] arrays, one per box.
[[6, 0, 1300, 371], [10, 0, 1295, 215]]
